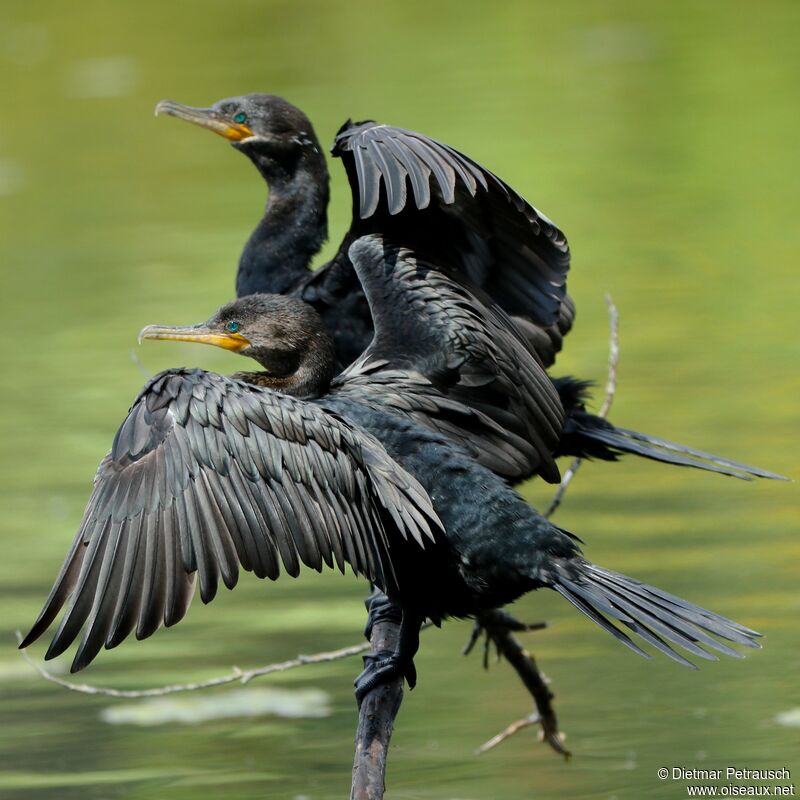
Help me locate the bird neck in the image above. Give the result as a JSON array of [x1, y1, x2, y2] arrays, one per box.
[[233, 331, 336, 400], [236, 150, 330, 297]]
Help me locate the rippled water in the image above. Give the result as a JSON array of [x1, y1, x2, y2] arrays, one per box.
[[1, 2, 798, 798]]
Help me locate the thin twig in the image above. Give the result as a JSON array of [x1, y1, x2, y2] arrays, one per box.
[[476, 713, 540, 754], [597, 293, 620, 418], [545, 293, 619, 518], [463, 615, 547, 670], [16, 630, 369, 698]]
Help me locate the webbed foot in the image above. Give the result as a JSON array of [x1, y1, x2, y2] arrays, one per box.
[[354, 649, 417, 706]]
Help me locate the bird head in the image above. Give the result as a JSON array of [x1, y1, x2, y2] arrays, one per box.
[[155, 94, 323, 179], [139, 294, 335, 393]]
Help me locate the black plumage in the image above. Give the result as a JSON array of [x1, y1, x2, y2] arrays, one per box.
[[21, 239, 762, 688], [337, 236, 563, 482], [154, 93, 783, 485], [330, 121, 569, 326]]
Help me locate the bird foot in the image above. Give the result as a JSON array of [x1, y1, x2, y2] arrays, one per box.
[[354, 649, 417, 707]]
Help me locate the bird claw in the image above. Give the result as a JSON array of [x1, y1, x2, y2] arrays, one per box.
[[462, 610, 547, 669], [354, 650, 416, 707], [462, 619, 495, 669]]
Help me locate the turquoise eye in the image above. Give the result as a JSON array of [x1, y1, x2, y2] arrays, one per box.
[[233, 112, 248, 124], [226, 321, 240, 333]]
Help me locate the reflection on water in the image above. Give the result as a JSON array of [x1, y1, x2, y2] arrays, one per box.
[[1, 1, 797, 798], [99, 687, 332, 726]]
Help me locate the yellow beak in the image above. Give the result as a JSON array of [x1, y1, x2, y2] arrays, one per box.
[[138, 324, 250, 352], [154, 99, 254, 142]]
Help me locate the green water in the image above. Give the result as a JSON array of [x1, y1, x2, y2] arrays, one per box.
[[1, 2, 798, 798]]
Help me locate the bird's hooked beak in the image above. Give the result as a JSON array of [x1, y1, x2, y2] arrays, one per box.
[[154, 99, 254, 142], [138, 323, 251, 352]]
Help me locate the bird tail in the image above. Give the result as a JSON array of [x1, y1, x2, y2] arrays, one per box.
[[549, 559, 762, 667], [553, 378, 786, 481]]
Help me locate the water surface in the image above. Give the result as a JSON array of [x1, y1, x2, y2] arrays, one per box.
[[1, 2, 798, 798]]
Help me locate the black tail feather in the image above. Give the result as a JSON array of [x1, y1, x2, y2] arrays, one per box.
[[552, 561, 762, 667], [586, 565, 760, 646], [558, 411, 787, 481], [610, 426, 787, 481], [552, 376, 787, 481], [552, 583, 651, 661], [586, 568, 741, 659]]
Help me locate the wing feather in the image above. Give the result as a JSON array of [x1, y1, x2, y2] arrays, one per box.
[[107, 511, 147, 648], [21, 368, 441, 671], [135, 508, 166, 640], [336, 236, 564, 482], [332, 121, 570, 328]]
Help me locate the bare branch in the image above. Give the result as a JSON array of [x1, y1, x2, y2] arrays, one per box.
[[16, 630, 369, 698], [546, 293, 619, 518], [471, 610, 569, 758], [351, 590, 404, 800], [476, 713, 539, 754], [598, 293, 620, 418]]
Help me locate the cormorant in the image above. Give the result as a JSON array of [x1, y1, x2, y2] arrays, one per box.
[[154, 94, 781, 484], [20, 237, 762, 696]]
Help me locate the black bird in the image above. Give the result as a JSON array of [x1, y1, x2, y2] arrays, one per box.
[[154, 94, 782, 484], [21, 238, 762, 695]]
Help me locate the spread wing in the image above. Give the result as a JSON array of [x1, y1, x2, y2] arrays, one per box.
[[333, 235, 564, 482], [331, 120, 571, 329], [21, 368, 441, 672]]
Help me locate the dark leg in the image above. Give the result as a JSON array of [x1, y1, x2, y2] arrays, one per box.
[[355, 591, 421, 706], [362, 587, 402, 641]]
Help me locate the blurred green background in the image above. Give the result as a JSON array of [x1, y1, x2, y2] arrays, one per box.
[[1, 1, 797, 798]]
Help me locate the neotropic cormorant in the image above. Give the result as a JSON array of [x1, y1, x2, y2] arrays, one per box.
[[154, 94, 782, 484], [21, 237, 762, 696]]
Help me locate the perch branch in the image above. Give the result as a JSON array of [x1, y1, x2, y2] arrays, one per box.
[[476, 713, 540, 754], [351, 590, 404, 800], [545, 293, 619, 518]]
